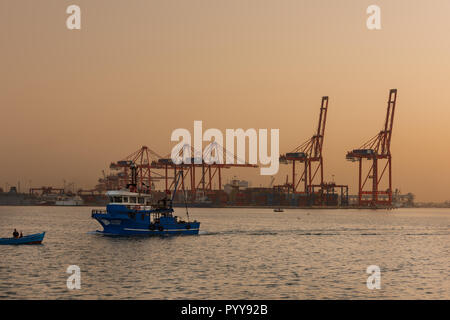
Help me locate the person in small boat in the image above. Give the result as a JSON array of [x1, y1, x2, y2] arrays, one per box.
[[13, 229, 19, 238], [19, 232, 23, 238]]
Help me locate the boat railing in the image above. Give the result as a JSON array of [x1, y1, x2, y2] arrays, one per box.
[[91, 209, 107, 216]]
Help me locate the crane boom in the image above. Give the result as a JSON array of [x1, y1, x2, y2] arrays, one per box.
[[312, 96, 329, 158], [383, 89, 397, 155]]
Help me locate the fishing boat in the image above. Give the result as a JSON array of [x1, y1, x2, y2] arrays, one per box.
[[92, 164, 200, 236], [0, 232, 46, 245]]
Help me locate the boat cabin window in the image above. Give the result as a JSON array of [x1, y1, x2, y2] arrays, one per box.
[[123, 197, 129, 203], [138, 197, 145, 204], [109, 197, 114, 203], [130, 197, 137, 203], [114, 196, 122, 203], [146, 198, 152, 205]]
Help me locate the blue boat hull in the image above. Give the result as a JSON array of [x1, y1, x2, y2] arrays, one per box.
[[92, 205, 200, 236], [0, 232, 46, 245], [96, 225, 200, 236]]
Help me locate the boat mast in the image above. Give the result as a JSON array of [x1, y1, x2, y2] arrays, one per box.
[[127, 163, 138, 193], [171, 171, 190, 221]]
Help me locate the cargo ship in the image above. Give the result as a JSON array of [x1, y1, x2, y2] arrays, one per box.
[[55, 195, 84, 206], [0, 187, 41, 205]]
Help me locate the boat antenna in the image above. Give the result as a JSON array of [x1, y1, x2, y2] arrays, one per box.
[[171, 170, 183, 207], [182, 183, 190, 222], [171, 170, 190, 221]]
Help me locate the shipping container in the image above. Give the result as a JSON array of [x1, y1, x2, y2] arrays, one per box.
[[117, 160, 133, 166], [158, 158, 173, 164], [286, 152, 307, 159], [352, 149, 375, 155]]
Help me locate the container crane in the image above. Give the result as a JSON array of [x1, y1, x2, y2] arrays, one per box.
[[107, 144, 257, 200], [110, 146, 163, 192], [346, 89, 398, 207], [158, 142, 258, 195], [279, 96, 329, 195]]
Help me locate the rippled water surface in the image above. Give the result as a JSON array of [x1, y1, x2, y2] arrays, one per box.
[[0, 206, 449, 299]]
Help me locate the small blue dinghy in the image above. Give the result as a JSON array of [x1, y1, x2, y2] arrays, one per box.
[[0, 232, 46, 245]]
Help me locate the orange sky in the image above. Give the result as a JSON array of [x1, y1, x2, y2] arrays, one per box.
[[1, 0, 450, 201]]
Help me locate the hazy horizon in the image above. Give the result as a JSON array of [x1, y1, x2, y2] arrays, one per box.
[[2, 1, 450, 202]]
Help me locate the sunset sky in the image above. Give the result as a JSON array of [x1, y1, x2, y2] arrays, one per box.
[[1, 0, 450, 201]]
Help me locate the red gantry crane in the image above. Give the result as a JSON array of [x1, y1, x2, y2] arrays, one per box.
[[157, 142, 258, 196], [109, 146, 165, 192], [279, 96, 348, 206], [279, 96, 329, 195], [346, 89, 398, 207], [107, 144, 258, 200]]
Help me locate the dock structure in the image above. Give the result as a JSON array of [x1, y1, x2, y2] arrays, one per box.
[[98, 90, 399, 208]]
